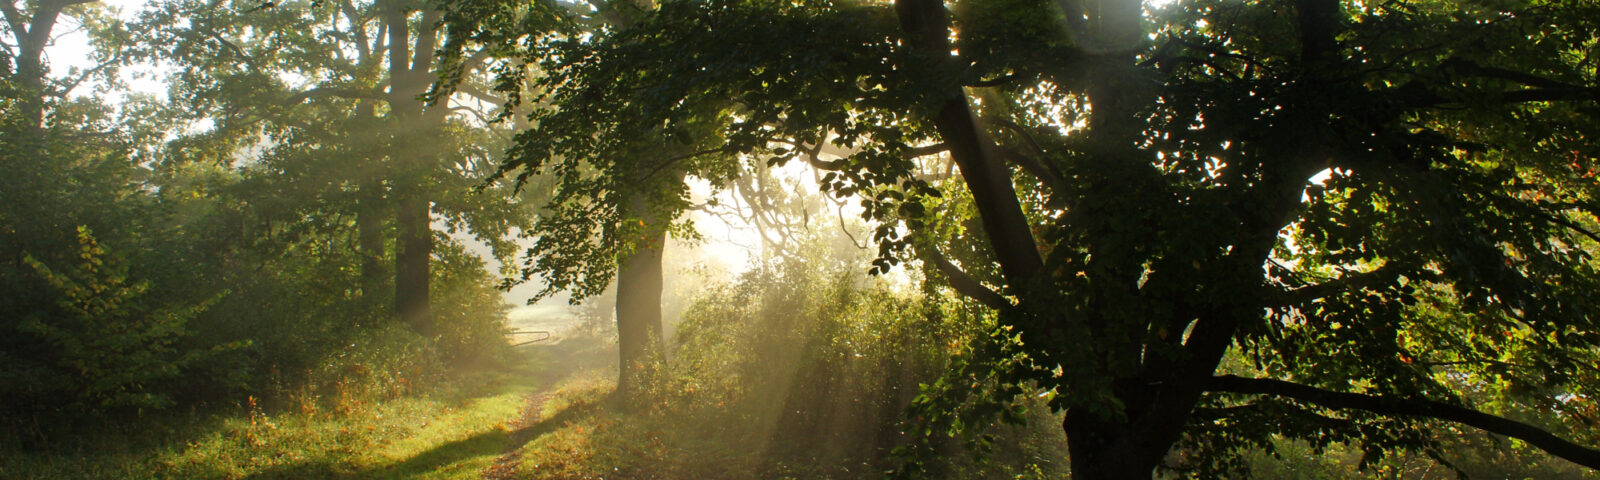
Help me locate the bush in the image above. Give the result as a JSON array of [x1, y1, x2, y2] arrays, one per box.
[[1, 228, 226, 417]]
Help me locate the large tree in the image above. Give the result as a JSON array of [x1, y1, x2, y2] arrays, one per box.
[[135, 0, 529, 333], [467, 0, 1600, 476], [0, 0, 100, 128], [439, 0, 741, 395]]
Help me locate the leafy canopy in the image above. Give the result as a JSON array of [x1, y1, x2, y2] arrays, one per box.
[[454, 0, 1600, 475]]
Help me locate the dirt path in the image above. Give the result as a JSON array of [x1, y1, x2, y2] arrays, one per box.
[[482, 336, 616, 480]]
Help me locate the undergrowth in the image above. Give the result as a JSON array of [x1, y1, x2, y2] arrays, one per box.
[[502, 260, 1072, 479], [0, 343, 544, 480]]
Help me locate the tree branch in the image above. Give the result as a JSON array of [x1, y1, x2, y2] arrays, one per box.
[[1398, 82, 1600, 109], [459, 47, 492, 73], [923, 245, 1010, 310], [1209, 375, 1600, 470], [284, 85, 386, 105], [968, 73, 1019, 87], [896, 0, 1042, 288], [635, 145, 740, 182], [1272, 263, 1406, 307], [904, 142, 948, 159], [1443, 57, 1583, 90], [448, 104, 492, 125], [455, 82, 507, 105], [411, 7, 440, 74], [57, 49, 123, 96], [340, 0, 373, 65], [2, 2, 26, 38]]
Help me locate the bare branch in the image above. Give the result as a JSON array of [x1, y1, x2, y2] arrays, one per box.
[[1209, 375, 1600, 470], [836, 202, 866, 249], [460, 47, 492, 73], [448, 104, 492, 125]]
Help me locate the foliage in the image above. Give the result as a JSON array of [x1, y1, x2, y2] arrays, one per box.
[[507, 254, 1069, 479], [462, 0, 1600, 476], [7, 227, 220, 413], [1, 0, 520, 429]]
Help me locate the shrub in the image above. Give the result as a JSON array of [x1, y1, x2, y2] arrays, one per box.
[[2, 227, 226, 416]]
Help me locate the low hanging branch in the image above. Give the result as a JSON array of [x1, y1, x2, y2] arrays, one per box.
[[1208, 375, 1600, 470]]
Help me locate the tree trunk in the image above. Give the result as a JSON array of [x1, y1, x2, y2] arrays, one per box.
[[9, 0, 92, 129], [394, 188, 431, 334], [1065, 411, 1168, 480], [381, 0, 440, 334], [613, 193, 667, 397], [357, 183, 386, 308]]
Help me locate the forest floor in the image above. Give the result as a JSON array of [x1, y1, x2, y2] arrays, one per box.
[[0, 335, 617, 480]]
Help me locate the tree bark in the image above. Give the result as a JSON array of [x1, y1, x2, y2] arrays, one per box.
[[613, 192, 667, 397], [382, 0, 440, 334], [894, 0, 1042, 290], [394, 189, 432, 333], [4, 0, 98, 129]]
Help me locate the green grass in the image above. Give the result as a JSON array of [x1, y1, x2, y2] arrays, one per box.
[[0, 348, 556, 480]]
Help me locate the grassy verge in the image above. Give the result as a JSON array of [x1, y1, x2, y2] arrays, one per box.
[[0, 348, 557, 480]]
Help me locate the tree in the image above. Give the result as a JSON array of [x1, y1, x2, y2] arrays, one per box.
[[0, 0, 100, 129], [134, 0, 529, 333], [438, 0, 740, 395], [0, 1, 243, 420], [466, 0, 1600, 477]]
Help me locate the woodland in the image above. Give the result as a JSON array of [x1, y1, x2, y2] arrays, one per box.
[[3, 0, 1600, 479]]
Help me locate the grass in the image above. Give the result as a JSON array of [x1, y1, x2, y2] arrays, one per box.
[[495, 369, 1070, 480], [501, 373, 770, 480], [0, 347, 562, 480]]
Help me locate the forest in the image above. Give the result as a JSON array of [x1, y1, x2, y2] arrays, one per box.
[[3, 0, 1600, 478]]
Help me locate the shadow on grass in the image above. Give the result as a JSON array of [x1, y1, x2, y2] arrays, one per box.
[[382, 428, 510, 479], [507, 389, 612, 448], [232, 428, 509, 480], [239, 460, 352, 479]]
